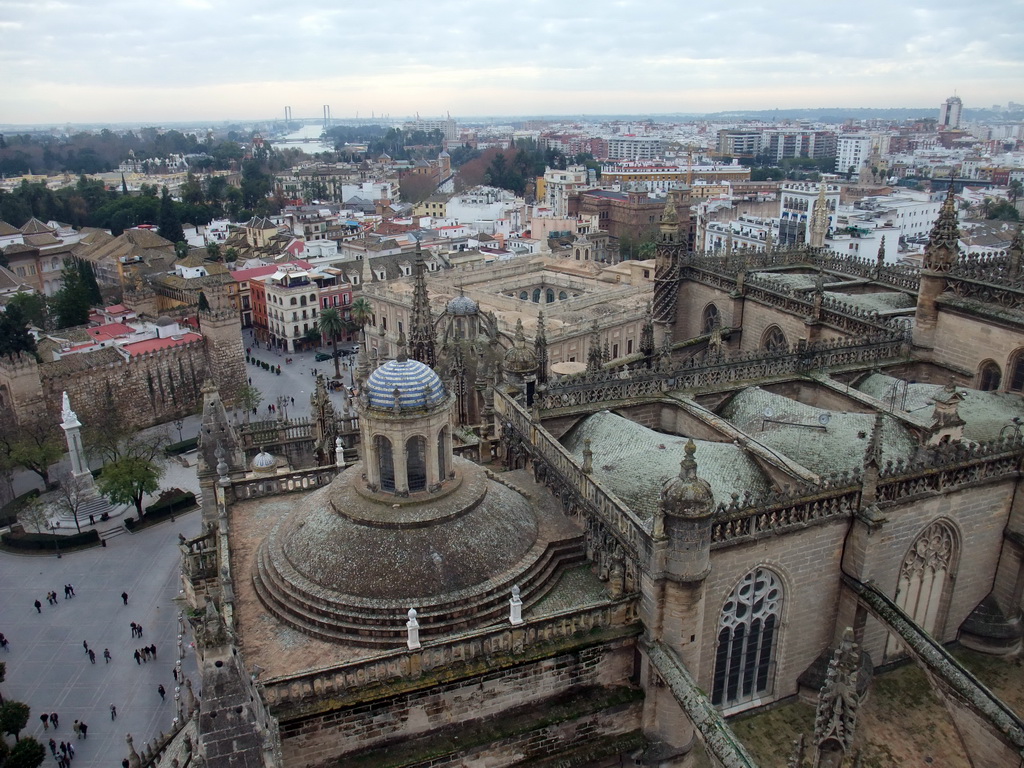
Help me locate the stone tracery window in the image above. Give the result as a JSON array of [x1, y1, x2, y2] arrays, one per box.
[[711, 567, 782, 708], [760, 325, 787, 353], [1007, 350, 1024, 392], [886, 520, 957, 658], [376, 435, 395, 492], [406, 436, 427, 492], [702, 303, 720, 334]]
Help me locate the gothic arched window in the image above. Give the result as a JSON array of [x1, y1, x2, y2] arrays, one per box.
[[546, 289, 555, 303], [559, 291, 568, 300], [532, 289, 541, 303], [437, 427, 448, 481], [520, 291, 528, 301], [977, 360, 1002, 392], [886, 520, 958, 658], [761, 326, 788, 353], [376, 435, 395, 492], [711, 567, 782, 708], [406, 436, 427, 492], [702, 303, 721, 334], [1007, 350, 1024, 392]]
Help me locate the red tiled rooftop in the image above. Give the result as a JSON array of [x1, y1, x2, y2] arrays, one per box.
[[121, 332, 202, 356], [231, 260, 311, 281], [88, 322, 135, 341]]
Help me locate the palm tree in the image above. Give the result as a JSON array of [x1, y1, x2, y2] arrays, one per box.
[[318, 308, 345, 379], [349, 297, 374, 353]]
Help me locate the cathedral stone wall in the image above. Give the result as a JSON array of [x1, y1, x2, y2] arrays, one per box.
[[698, 518, 849, 705], [277, 637, 637, 766], [853, 478, 1014, 663], [932, 305, 1024, 383], [677, 282, 735, 337], [737, 301, 812, 354]]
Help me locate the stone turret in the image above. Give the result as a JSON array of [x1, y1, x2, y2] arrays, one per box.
[[653, 192, 683, 347], [408, 241, 436, 367], [196, 380, 245, 524], [641, 439, 716, 761], [200, 307, 246, 407]]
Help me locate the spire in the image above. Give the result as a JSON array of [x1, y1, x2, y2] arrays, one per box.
[[408, 240, 436, 367], [534, 310, 548, 384], [876, 236, 886, 270], [809, 182, 829, 249], [640, 303, 655, 368], [812, 628, 862, 767], [1008, 226, 1022, 281], [586, 321, 603, 373], [653, 192, 682, 336], [923, 182, 960, 272]]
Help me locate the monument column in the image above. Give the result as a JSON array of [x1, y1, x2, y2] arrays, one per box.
[[60, 392, 97, 500]]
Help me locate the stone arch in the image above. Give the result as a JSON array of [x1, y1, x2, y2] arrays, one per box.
[[519, 291, 528, 301], [977, 359, 1002, 392], [575, 248, 581, 260], [1006, 349, 1024, 392], [437, 426, 448, 481], [886, 519, 960, 659], [559, 291, 568, 300], [546, 288, 555, 303], [406, 435, 427, 492], [701, 303, 721, 334], [711, 566, 783, 708], [532, 289, 541, 303], [760, 325, 788, 353], [375, 435, 395, 492]]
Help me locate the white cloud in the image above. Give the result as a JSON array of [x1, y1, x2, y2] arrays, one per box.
[[0, 0, 1021, 123]]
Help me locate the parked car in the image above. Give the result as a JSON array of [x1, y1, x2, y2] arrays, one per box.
[[315, 352, 332, 361]]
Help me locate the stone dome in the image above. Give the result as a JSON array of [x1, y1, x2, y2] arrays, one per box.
[[503, 318, 537, 374], [660, 440, 714, 518], [446, 293, 479, 316], [366, 356, 446, 410], [155, 315, 174, 327], [252, 457, 586, 645], [251, 448, 277, 474]]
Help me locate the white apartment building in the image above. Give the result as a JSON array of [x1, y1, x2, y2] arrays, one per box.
[[605, 137, 664, 161], [445, 186, 525, 235], [542, 166, 591, 218], [778, 182, 840, 245], [837, 135, 873, 178]]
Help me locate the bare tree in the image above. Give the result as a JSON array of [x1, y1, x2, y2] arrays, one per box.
[[19, 497, 50, 534], [52, 468, 92, 533]]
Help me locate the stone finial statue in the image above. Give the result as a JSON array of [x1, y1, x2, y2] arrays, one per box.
[[335, 436, 345, 468], [811, 628, 862, 768], [406, 608, 421, 650], [61, 391, 76, 424], [509, 585, 523, 625]]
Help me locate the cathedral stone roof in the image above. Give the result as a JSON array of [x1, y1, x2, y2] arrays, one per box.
[[366, 356, 446, 409], [560, 411, 770, 519], [720, 387, 917, 477]]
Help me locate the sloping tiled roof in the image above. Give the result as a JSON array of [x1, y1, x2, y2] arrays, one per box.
[[720, 386, 917, 476], [856, 373, 1024, 443], [0, 221, 20, 236], [560, 410, 770, 519], [20, 217, 52, 235]]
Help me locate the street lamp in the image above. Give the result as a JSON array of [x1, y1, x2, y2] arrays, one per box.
[[174, 419, 184, 443]]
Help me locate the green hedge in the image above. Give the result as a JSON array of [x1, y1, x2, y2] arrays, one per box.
[[0, 489, 39, 527], [125, 490, 198, 531], [164, 437, 199, 456], [1, 529, 100, 551]]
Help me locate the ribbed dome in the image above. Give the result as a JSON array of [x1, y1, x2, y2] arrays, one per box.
[[660, 440, 714, 519], [447, 294, 479, 316], [251, 449, 278, 473], [504, 343, 537, 373], [366, 357, 446, 410]]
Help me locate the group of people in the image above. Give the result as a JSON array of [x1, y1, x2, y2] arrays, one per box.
[[33, 585, 76, 613], [47, 736, 76, 767], [133, 644, 158, 664]]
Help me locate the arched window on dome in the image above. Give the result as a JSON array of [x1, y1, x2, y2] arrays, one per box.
[[559, 291, 568, 300], [1007, 350, 1024, 392], [885, 520, 958, 659], [437, 427, 448, 481], [456, 318, 464, 339], [711, 567, 782, 709], [532, 289, 541, 303], [760, 325, 787, 353], [546, 289, 555, 303], [977, 360, 1002, 392], [575, 248, 581, 260], [520, 291, 528, 301], [406, 436, 427, 492], [702, 303, 720, 334], [376, 436, 395, 492]]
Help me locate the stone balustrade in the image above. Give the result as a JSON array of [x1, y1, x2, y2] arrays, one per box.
[[232, 466, 338, 500]]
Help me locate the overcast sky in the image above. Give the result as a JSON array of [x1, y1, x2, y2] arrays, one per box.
[[1, 0, 1022, 125]]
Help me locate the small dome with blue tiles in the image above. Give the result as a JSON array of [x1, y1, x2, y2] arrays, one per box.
[[366, 354, 446, 410], [446, 292, 478, 316], [251, 447, 278, 474]]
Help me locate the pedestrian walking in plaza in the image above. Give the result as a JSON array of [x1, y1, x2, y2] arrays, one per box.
[[110, 703, 117, 720], [123, 759, 130, 768], [67, 741, 75, 757], [48, 738, 56, 757], [57, 755, 67, 768], [134, 649, 141, 665], [172, 666, 178, 682], [50, 712, 58, 728], [130, 621, 137, 637], [82, 640, 88, 654], [0, 633, 9, 650], [87, 649, 95, 664], [72, 721, 80, 738], [79, 722, 87, 739], [149, 643, 157, 659], [60, 741, 67, 756], [34, 599, 41, 613], [158, 684, 166, 700], [141, 647, 148, 662], [63, 585, 70, 599], [47, 592, 55, 605], [40, 712, 49, 729], [137, 624, 143, 638], [103, 648, 111, 663], [121, 591, 128, 605]]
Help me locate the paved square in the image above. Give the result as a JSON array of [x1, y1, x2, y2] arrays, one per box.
[[0, 510, 202, 767]]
